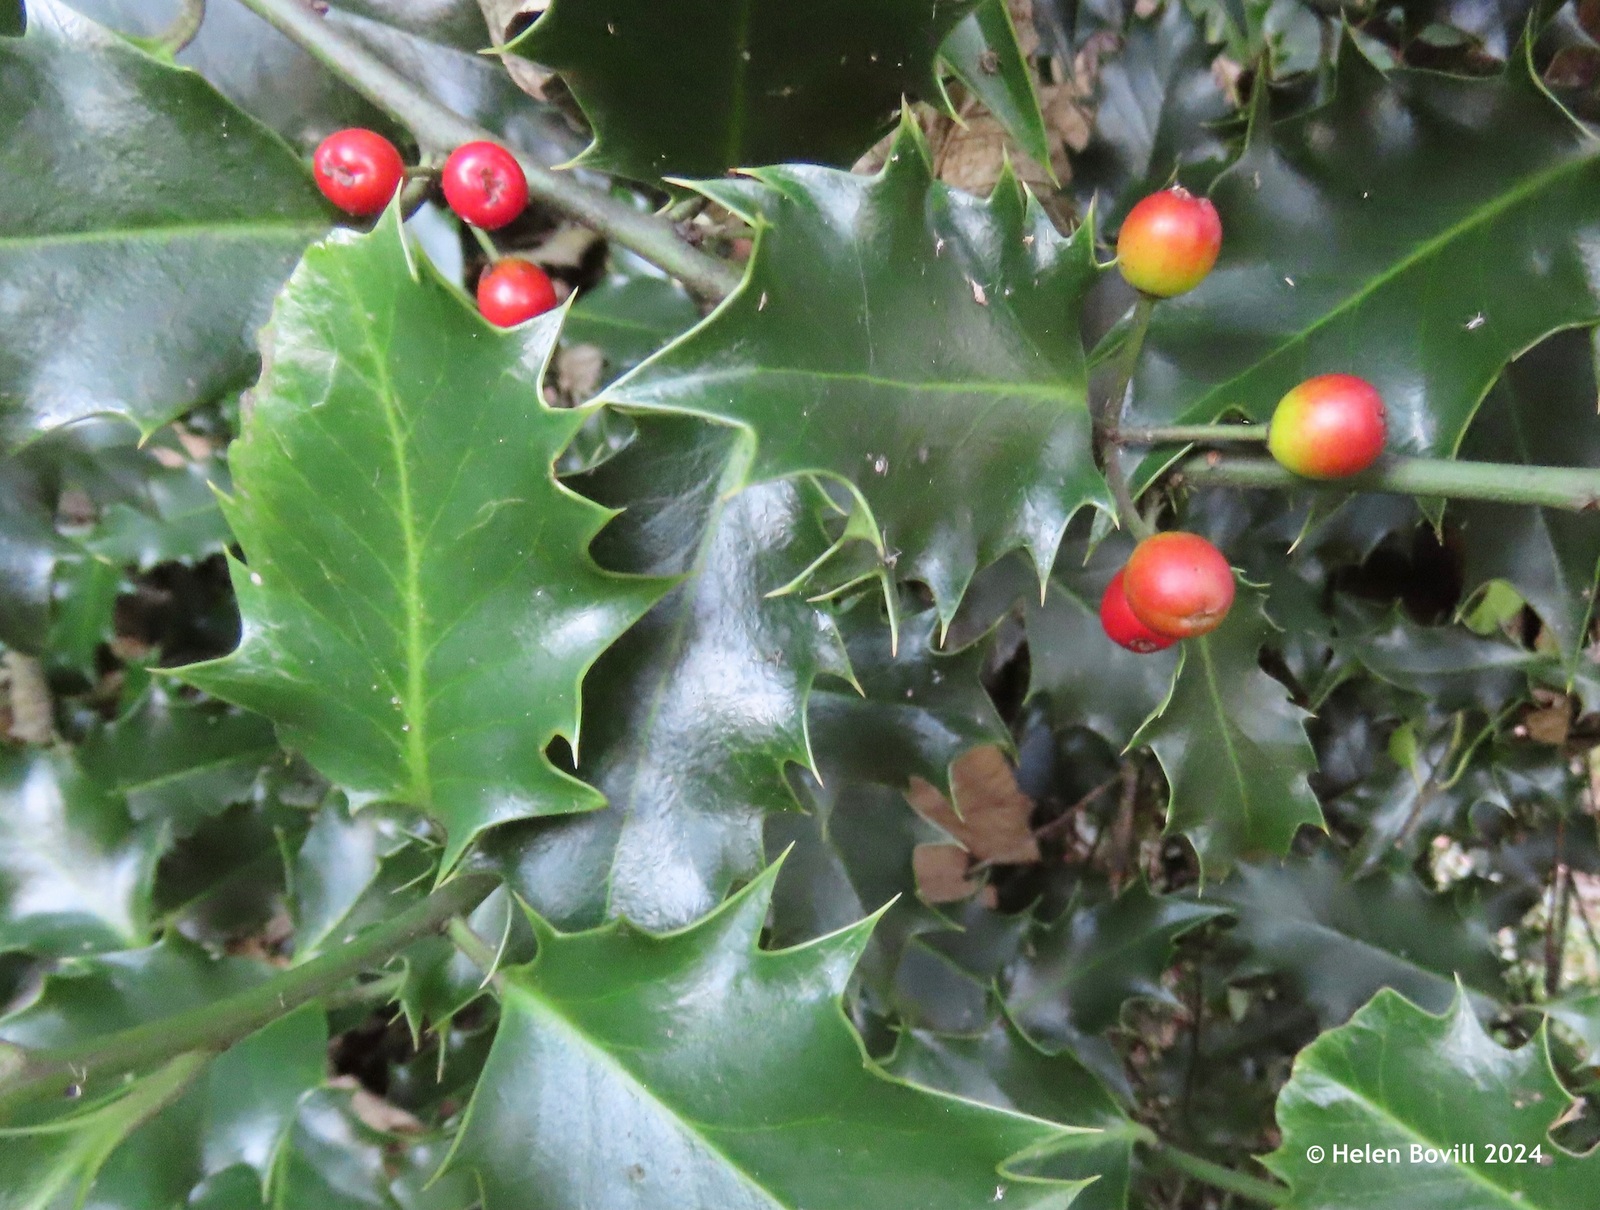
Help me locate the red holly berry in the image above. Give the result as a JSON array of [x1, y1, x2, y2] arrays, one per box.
[[1100, 569, 1177, 654], [1122, 532, 1235, 639], [477, 258, 559, 327], [1268, 373, 1388, 480], [441, 141, 529, 230], [312, 128, 405, 217], [1116, 187, 1223, 298]]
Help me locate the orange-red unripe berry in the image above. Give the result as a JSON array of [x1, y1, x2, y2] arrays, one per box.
[[441, 141, 529, 230], [477, 259, 559, 327], [1122, 532, 1235, 639], [1116, 188, 1222, 298], [1100, 569, 1177, 654], [1267, 374, 1388, 479], [312, 128, 405, 217]]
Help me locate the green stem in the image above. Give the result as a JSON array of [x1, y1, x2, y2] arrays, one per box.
[[446, 916, 498, 974], [157, 0, 206, 55], [1116, 423, 1268, 446], [0, 872, 496, 1120], [467, 223, 500, 264], [1136, 1129, 1289, 1206], [1176, 454, 1600, 512], [1097, 298, 1157, 540], [234, 0, 741, 301]]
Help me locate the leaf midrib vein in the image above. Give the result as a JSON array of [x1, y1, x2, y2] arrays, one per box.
[[0, 218, 327, 251], [626, 363, 1078, 403]]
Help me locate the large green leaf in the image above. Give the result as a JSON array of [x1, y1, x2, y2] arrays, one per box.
[[1212, 850, 1505, 1028], [511, 0, 978, 181], [1264, 988, 1592, 1209], [1131, 590, 1324, 877], [1456, 329, 1600, 675], [0, 750, 159, 958], [1004, 882, 1225, 1048], [1128, 42, 1600, 462], [493, 416, 849, 931], [449, 865, 1093, 1210], [604, 121, 1109, 619], [1071, 0, 1232, 223], [887, 1018, 1141, 1210], [77, 685, 280, 838], [174, 212, 660, 871], [0, 450, 65, 651], [0, 0, 330, 446]]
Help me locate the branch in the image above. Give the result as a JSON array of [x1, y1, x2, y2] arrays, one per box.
[[0, 872, 497, 1120], [1173, 453, 1600, 512], [1135, 1130, 1289, 1206], [234, 0, 742, 301], [1115, 423, 1267, 446]]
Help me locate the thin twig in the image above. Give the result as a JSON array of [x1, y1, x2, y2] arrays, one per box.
[[157, 0, 206, 55]]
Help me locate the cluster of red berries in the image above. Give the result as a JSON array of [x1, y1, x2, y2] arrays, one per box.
[[311, 128, 558, 329], [1100, 189, 1391, 653]]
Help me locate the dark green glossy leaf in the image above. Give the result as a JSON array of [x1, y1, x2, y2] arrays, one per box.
[[199, 1004, 328, 1182], [173, 212, 660, 870], [943, 0, 1054, 170], [450, 865, 1093, 1210], [1333, 602, 1536, 713], [0, 451, 64, 651], [1212, 850, 1505, 1028], [1457, 329, 1600, 676], [606, 121, 1109, 619], [1128, 43, 1600, 463], [0, 749, 160, 957], [291, 798, 433, 959], [565, 250, 701, 378], [84, 454, 232, 570], [512, 0, 978, 181], [1265, 988, 1592, 1209], [1004, 882, 1225, 1047], [1072, 0, 1232, 223], [887, 1018, 1140, 1210], [767, 603, 1008, 1003], [0, 0, 330, 446], [77, 685, 280, 837], [1131, 590, 1324, 877], [494, 416, 848, 931]]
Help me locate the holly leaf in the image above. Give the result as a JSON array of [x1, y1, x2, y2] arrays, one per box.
[[767, 604, 1009, 1001], [291, 798, 434, 960], [1003, 882, 1226, 1048], [1332, 602, 1536, 713], [1264, 988, 1592, 1208], [0, 749, 160, 958], [604, 120, 1109, 620], [887, 1017, 1141, 1210], [0, 449, 66, 651], [1071, 0, 1232, 223], [943, 0, 1054, 171], [84, 453, 233, 571], [449, 865, 1094, 1210], [493, 416, 849, 931], [564, 267, 700, 377], [0, 0, 330, 446], [1212, 850, 1505, 1029], [1128, 43, 1600, 463], [173, 211, 660, 871], [511, 0, 978, 181], [1457, 329, 1600, 676], [1131, 589, 1325, 877], [77, 685, 280, 837]]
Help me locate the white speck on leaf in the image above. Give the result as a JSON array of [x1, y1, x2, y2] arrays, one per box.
[[1465, 312, 1486, 330], [970, 279, 988, 305], [758, 292, 769, 311], [249, 572, 263, 586]]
